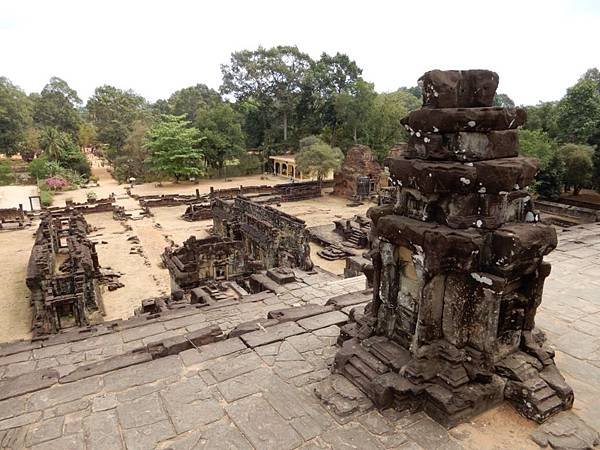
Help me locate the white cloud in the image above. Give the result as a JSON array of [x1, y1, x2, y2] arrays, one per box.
[[1, 0, 599, 105]]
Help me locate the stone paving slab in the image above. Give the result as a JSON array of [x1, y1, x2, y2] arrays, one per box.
[[0, 369, 58, 401], [298, 311, 349, 331], [226, 395, 303, 450], [241, 321, 306, 348], [180, 337, 247, 367]]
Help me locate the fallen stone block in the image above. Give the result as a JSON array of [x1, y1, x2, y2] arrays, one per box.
[[267, 304, 334, 322], [241, 322, 305, 348], [0, 369, 59, 401], [180, 337, 247, 366], [297, 311, 349, 331], [60, 351, 152, 383], [229, 318, 280, 338], [326, 290, 372, 310], [147, 325, 224, 358]]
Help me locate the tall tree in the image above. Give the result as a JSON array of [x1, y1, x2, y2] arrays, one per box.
[[145, 115, 204, 182], [221, 46, 312, 142], [33, 77, 81, 137], [78, 122, 97, 147], [40, 127, 69, 161], [113, 120, 150, 182], [334, 80, 376, 145], [555, 79, 600, 144], [167, 84, 221, 122], [195, 102, 245, 172], [86, 85, 148, 150], [524, 102, 559, 136], [302, 53, 363, 145], [0, 77, 32, 155], [363, 89, 420, 159]]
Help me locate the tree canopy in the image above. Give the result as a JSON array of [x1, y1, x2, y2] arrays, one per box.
[[145, 115, 204, 181], [295, 136, 343, 181]]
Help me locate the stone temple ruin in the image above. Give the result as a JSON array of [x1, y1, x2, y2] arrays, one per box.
[[333, 70, 573, 427], [26, 209, 102, 335], [163, 196, 314, 304]]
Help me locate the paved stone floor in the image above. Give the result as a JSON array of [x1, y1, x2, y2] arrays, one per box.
[[0, 223, 599, 449]]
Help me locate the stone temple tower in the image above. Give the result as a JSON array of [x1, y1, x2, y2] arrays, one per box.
[[334, 70, 573, 427]]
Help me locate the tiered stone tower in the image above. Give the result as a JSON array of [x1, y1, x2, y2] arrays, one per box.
[[334, 70, 573, 427]]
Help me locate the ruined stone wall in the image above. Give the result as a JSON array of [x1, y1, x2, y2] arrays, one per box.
[[26, 210, 101, 335], [162, 235, 245, 291], [238, 197, 313, 270]]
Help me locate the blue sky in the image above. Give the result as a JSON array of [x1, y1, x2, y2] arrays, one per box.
[[1, 0, 598, 105]]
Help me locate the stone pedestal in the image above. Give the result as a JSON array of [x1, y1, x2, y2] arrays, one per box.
[[333, 69, 573, 428]]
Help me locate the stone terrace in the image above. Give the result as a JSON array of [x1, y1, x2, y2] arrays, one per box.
[[0, 223, 598, 449]]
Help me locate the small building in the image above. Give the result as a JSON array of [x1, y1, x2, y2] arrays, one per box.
[[269, 155, 334, 181]]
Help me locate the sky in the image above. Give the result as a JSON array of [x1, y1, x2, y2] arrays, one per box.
[[1, 0, 599, 106]]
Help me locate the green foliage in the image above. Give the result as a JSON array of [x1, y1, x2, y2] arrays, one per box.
[[112, 120, 150, 183], [556, 79, 600, 144], [536, 153, 565, 200], [593, 146, 600, 192], [196, 102, 245, 171], [78, 122, 97, 147], [493, 93, 515, 107], [334, 80, 376, 146], [517, 129, 558, 167], [0, 160, 14, 185], [562, 144, 594, 195], [0, 77, 32, 155], [524, 102, 559, 136], [86, 85, 148, 150], [166, 84, 221, 122], [40, 127, 69, 161], [39, 188, 53, 206], [221, 46, 312, 142], [145, 115, 204, 181], [27, 155, 86, 186], [363, 90, 420, 160], [296, 136, 343, 181], [33, 77, 81, 138]]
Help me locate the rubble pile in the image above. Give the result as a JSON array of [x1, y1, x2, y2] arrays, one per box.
[[333, 69, 573, 427]]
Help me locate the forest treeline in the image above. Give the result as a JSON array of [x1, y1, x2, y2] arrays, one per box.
[[1, 46, 600, 198]]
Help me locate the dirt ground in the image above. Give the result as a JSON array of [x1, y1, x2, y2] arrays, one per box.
[[52, 155, 293, 207], [0, 227, 34, 342], [0, 185, 39, 210]]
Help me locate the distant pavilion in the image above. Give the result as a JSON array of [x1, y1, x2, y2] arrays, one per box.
[[269, 155, 334, 181]]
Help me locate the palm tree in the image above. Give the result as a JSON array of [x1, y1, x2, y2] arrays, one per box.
[[41, 127, 67, 161]]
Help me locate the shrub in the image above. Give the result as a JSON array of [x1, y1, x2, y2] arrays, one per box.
[[44, 176, 69, 191], [40, 189, 53, 207], [86, 191, 97, 201], [0, 161, 15, 185]]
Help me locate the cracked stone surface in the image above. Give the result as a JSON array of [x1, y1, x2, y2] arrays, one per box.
[[0, 227, 598, 448]]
